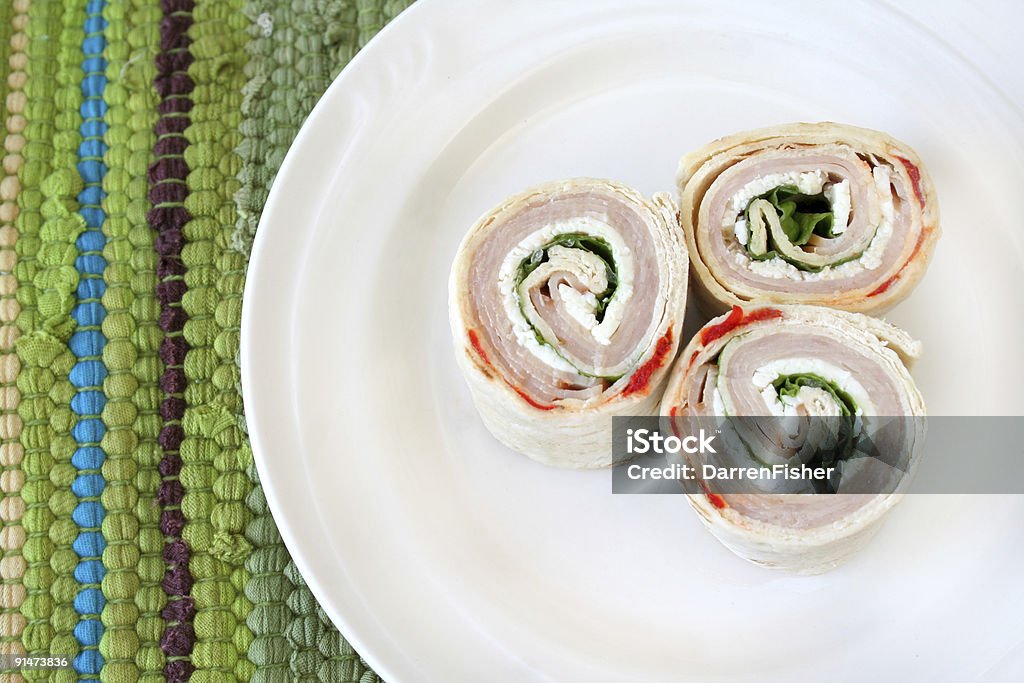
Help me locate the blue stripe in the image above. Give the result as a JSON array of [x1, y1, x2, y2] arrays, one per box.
[[72, 2, 109, 677]]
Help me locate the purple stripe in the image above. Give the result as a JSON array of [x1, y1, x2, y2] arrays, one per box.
[[149, 0, 196, 680]]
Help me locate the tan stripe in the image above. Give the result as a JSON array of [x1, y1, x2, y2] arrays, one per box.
[[0, 1, 29, 676]]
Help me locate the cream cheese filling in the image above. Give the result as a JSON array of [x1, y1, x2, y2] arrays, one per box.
[[708, 356, 873, 418], [496, 216, 634, 371], [724, 166, 894, 281], [728, 171, 830, 246], [750, 357, 872, 416]]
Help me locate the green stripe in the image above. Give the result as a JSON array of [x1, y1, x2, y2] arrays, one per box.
[[180, 1, 254, 681], [16, 1, 87, 681], [121, 0, 167, 674], [241, 473, 291, 683], [98, 0, 165, 681], [9, 0, 57, 674]]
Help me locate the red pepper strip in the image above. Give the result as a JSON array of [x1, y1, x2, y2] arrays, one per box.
[[512, 387, 555, 411], [622, 328, 675, 396], [896, 156, 926, 208], [699, 480, 727, 509], [699, 306, 783, 346], [467, 329, 491, 367]]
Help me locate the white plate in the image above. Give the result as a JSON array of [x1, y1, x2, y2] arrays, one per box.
[[241, 1, 1024, 680]]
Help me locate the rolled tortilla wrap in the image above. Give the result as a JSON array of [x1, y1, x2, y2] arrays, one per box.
[[678, 122, 939, 315], [450, 178, 688, 468], [661, 304, 926, 573]]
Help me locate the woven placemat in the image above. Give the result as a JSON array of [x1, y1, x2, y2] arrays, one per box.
[[0, 1, 413, 680]]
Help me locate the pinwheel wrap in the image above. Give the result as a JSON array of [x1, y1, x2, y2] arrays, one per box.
[[678, 122, 939, 315], [450, 178, 688, 468], [661, 305, 926, 573]]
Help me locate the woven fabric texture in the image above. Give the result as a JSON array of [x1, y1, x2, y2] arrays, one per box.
[[0, 1, 414, 680]]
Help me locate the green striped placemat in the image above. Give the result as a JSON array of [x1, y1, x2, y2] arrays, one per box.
[[0, 1, 413, 680]]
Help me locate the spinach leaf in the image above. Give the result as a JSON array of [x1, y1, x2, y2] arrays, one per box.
[[773, 373, 858, 416], [742, 185, 840, 271], [513, 233, 623, 380], [771, 373, 859, 474], [515, 233, 618, 321]]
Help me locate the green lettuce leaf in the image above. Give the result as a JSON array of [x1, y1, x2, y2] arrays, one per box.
[[772, 373, 859, 473], [757, 185, 834, 246], [513, 232, 622, 380], [742, 185, 846, 272], [772, 373, 858, 415], [516, 232, 618, 319]]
